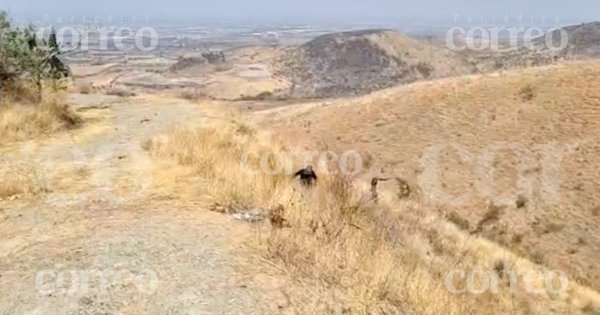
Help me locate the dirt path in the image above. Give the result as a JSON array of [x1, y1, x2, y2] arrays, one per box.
[[0, 95, 291, 314]]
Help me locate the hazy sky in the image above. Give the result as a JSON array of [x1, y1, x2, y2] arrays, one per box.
[[1, 0, 598, 25]]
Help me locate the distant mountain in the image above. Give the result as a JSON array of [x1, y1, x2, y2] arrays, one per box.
[[275, 29, 472, 98], [539, 21, 600, 58]]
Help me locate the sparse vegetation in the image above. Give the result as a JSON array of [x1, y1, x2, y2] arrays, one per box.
[[545, 220, 566, 234], [478, 204, 503, 228], [2, 8, 600, 313], [149, 117, 600, 314], [0, 11, 80, 142], [516, 194, 528, 208], [447, 211, 470, 230], [177, 88, 207, 100], [239, 91, 274, 101], [518, 84, 536, 102], [415, 61, 434, 78], [0, 91, 82, 142], [265, 59, 600, 297], [0, 162, 48, 200], [105, 87, 136, 97]]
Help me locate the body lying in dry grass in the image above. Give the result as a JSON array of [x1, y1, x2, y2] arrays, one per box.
[[149, 120, 600, 314]]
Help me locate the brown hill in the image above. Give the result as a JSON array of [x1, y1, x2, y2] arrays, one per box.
[[543, 21, 600, 58], [260, 60, 600, 293], [276, 29, 472, 98]]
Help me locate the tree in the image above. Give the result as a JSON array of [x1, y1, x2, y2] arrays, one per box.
[[0, 11, 70, 102], [0, 11, 14, 86]]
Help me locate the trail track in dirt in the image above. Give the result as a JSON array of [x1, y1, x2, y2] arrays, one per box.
[[0, 94, 291, 314]]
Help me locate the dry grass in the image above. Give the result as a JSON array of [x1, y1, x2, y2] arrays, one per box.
[[0, 91, 82, 142], [149, 121, 291, 208], [176, 89, 210, 101], [0, 88, 80, 199], [150, 116, 600, 314], [260, 59, 600, 295], [0, 162, 48, 200], [105, 88, 136, 97]]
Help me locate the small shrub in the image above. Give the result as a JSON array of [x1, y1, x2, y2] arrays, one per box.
[[581, 302, 600, 315], [530, 251, 546, 265], [591, 206, 600, 217], [447, 211, 470, 230], [516, 195, 528, 208], [480, 204, 503, 225], [511, 234, 523, 244], [105, 88, 135, 97], [544, 220, 565, 233], [396, 178, 411, 199], [178, 89, 206, 100], [235, 123, 254, 135], [239, 91, 274, 101], [214, 64, 232, 72], [493, 260, 507, 278], [518, 84, 536, 101], [360, 151, 374, 170], [415, 62, 434, 78]]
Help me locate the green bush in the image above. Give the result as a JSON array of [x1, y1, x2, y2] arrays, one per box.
[[1, 10, 70, 102]]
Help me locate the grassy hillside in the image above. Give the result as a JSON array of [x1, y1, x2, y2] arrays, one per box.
[[259, 60, 600, 296], [148, 60, 600, 313]]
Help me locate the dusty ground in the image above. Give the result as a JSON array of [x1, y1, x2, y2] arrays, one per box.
[[0, 95, 294, 314]]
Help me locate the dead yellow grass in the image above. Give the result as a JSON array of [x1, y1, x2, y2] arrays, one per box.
[[260, 59, 600, 295], [149, 116, 600, 314], [149, 121, 291, 208], [0, 91, 82, 142], [0, 162, 48, 200], [0, 89, 81, 200]]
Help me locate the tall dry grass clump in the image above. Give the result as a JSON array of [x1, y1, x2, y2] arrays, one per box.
[[150, 119, 600, 314], [0, 89, 82, 142], [149, 123, 292, 208]]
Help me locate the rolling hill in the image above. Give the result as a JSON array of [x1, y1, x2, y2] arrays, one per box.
[[537, 22, 600, 59], [259, 59, 600, 292], [275, 29, 473, 98]]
